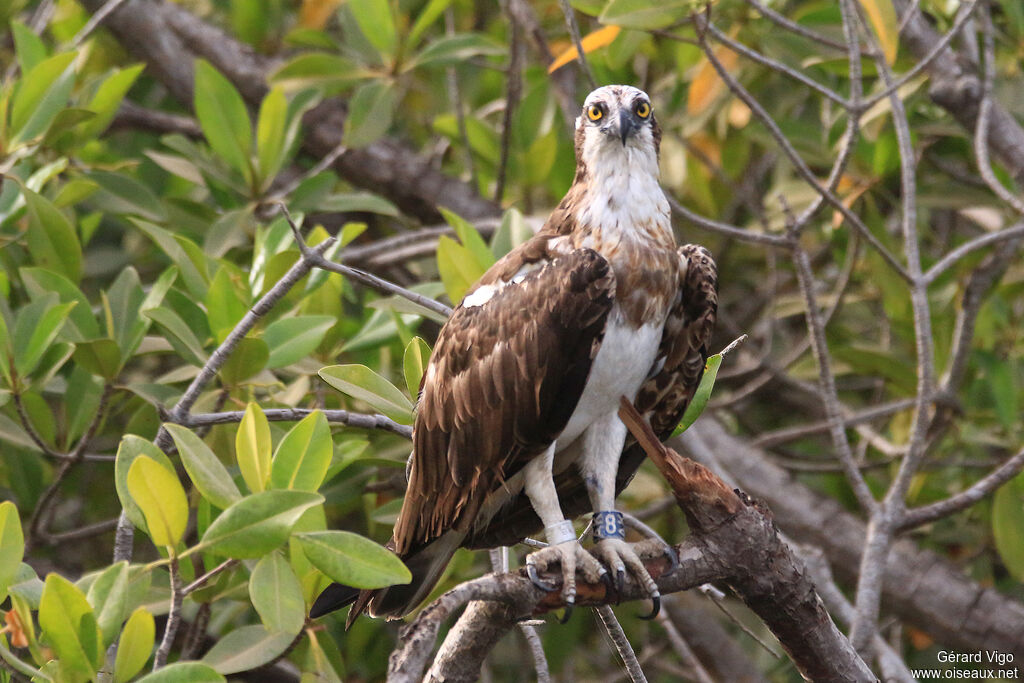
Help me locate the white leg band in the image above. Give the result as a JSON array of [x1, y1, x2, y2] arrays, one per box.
[[544, 520, 577, 545]]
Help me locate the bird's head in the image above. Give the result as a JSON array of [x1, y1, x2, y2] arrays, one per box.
[[574, 85, 660, 169]]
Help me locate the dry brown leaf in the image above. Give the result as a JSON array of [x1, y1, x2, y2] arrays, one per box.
[[548, 25, 622, 74]]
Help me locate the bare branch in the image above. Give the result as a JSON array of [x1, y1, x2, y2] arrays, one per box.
[[595, 606, 647, 683], [172, 408, 412, 439], [154, 556, 183, 670], [789, 236, 878, 513], [899, 447, 1024, 531], [973, 4, 1024, 215], [557, 0, 597, 90]]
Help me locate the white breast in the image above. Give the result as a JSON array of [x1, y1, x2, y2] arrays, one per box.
[[556, 314, 663, 449]]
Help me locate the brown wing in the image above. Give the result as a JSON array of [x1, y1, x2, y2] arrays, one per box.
[[392, 243, 616, 557], [465, 243, 718, 548]]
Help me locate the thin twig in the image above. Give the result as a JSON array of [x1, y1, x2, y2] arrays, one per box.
[[859, 0, 978, 109], [70, 0, 131, 46], [693, 13, 910, 283], [743, 0, 854, 52], [172, 407, 413, 439], [182, 559, 239, 596], [557, 0, 598, 90], [494, 1, 524, 203], [924, 222, 1024, 283], [153, 555, 183, 670], [899, 447, 1024, 531], [785, 209, 877, 513], [972, 5, 1024, 216], [445, 7, 478, 191], [850, 10, 936, 652], [279, 205, 454, 317], [595, 606, 647, 683], [703, 23, 848, 106], [655, 609, 716, 683]]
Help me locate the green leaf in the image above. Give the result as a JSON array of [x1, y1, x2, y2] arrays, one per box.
[[263, 315, 335, 369], [256, 86, 289, 188], [237, 402, 272, 494], [269, 53, 368, 91], [132, 220, 209, 300], [89, 170, 166, 223], [270, 411, 332, 492], [39, 573, 104, 683], [13, 297, 75, 377], [11, 21, 47, 74], [403, 337, 431, 399], [408, 0, 453, 46], [136, 662, 225, 683], [314, 192, 399, 216], [599, 0, 707, 29], [249, 553, 305, 635], [218, 336, 269, 384], [319, 364, 414, 422], [165, 423, 242, 510], [439, 207, 495, 273], [202, 625, 295, 675], [673, 354, 722, 436], [993, 473, 1024, 582], [78, 64, 146, 141], [127, 455, 189, 548], [85, 561, 130, 648], [295, 531, 411, 589], [193, 59, 253, 184], [115, 436, 177, 533], [0, 501, 24, 602], [349, 0, 397, 56], [72, 338, 121, 379], [114, 608, 155, 683], [23, 187, 82, 283], [343, 80, 397, 148], [205, 266, 250, 344], [436, 235, 484, 304], [20, 267, 99, 341], [405, 33, 504, 70], [10, 51, 77, 146], [199, 490, 323, 558], [145, 306, 209, 367]]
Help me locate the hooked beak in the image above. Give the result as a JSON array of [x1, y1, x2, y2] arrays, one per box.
[[608, 110, 640, 147]]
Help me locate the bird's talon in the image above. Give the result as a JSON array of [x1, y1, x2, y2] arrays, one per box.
[[526, 559, 558, 592], [615, 568, 626, 597], [558, 605, 574, 624], [664, 545, 680, 573], [638, 594, 661, 620]]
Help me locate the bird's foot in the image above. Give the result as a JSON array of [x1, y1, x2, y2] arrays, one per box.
[[525, 539, 606, 622], [620, 511, 680, 573], [592, 537, 662, 620]]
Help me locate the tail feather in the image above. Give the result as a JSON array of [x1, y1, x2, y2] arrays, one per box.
[[309, 531, 462, 627], [309, 582, 360, 619]]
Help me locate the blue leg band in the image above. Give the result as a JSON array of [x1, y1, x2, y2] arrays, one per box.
[[593, 511, 625, 541]]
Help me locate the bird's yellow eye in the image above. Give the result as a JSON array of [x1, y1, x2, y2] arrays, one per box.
[[587, 105, 604, 122], [635, 101, 651, 118]]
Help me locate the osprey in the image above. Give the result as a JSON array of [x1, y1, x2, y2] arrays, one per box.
[[311, 85, 718, 625]]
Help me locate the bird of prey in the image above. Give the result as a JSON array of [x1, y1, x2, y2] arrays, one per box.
[[311, 85, 718, 626]]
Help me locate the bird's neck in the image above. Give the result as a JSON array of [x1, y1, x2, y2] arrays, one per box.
[[572, 144, 674, 254]]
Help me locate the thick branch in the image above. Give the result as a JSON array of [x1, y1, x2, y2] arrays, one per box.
[[619, 399, 874, 682], [683, 419, 1024, 659]]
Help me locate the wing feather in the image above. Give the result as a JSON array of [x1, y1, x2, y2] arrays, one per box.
[[393, 244, 615, 556]]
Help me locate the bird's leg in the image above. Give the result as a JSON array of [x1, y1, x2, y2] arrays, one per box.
[[523, 443, 606, 615], [581, 414, 663, 619]]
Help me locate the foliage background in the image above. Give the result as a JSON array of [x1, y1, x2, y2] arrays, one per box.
[[1, 0, 1024, 680]]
